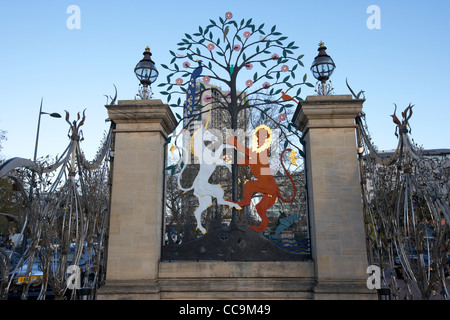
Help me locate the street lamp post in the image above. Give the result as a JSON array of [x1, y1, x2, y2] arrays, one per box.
[[29, 98, 61, 207], [310, 41, 336, 95], [21, 99, 61, 256], [134, 46, 159, 100], [33, 98, 62, 162]]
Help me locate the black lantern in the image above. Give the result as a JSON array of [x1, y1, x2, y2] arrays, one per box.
[[134, 46, 159, 99], [310, 41, 336, 95]]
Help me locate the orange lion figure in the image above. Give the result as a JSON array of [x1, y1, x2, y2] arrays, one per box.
[[227, 125, 296, 232]]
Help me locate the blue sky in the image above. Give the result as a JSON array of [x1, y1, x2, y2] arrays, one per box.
[[1, 1, 449, 160]]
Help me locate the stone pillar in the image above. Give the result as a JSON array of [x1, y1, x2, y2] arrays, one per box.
[[97, 99, 177, 300], [293, 95, 376, 300]]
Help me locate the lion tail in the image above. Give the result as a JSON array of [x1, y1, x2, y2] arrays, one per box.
[[277, 149, 297, 203]]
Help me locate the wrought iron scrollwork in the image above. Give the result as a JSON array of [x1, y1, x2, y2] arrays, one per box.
[[0, 111, 113, 300], [357, 105, 449, 300]]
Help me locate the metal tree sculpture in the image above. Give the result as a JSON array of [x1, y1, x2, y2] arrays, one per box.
[[159, 12, 310, 150], [159, 12, 311, 260]]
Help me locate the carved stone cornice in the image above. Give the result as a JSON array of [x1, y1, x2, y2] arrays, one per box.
[[106, 99, 177, 136], [293, 95, 364, 134]]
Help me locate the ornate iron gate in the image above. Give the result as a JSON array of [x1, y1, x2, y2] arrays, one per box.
[[357, 105, 450, 299], [0, 111, 112, 300], [159, 12, 312, 262]]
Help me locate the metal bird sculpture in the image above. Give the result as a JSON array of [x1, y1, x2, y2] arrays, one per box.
[[288, 150, 298, 166], [64, 109, 86, 139], [391, 103, 414, 137], [391, 104, 402, 126], [393, 103, 414, 135], [185, 60, 203, 118], [391, 104, 402, 137], [402, 104, 414, 124], [274, 214, 301, 239], [346, 78, 365, 100], [281, 91, 298, 104], [104, 84, 118, 105], [223, 26, 229, 41]]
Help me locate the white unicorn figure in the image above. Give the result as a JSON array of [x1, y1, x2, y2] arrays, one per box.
[[177, 126, 241, 234]]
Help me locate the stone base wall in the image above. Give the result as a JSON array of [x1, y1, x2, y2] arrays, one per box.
[[98, 261, 315, 300], [98, 260, 376, 300]]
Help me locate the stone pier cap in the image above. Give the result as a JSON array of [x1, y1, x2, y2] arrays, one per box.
[[106, 99, 177, 138], [293, 94, 365, 134]]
